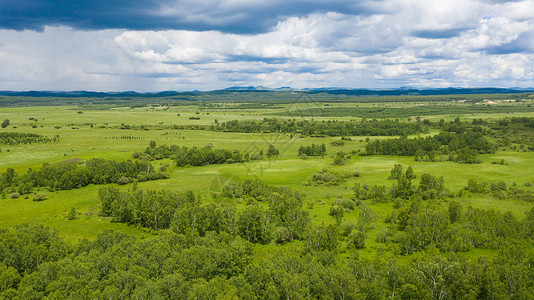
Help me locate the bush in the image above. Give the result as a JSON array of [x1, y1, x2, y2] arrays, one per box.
[[338, 199, 355, 211], [341, 222, 358, 236], [331, 140, 345, 146], [33, 192, 47, 201], [67, 207, 76, 220], [347, 230, 366, 249], [274, 226, 291, 244], [9, 192, 20, 199], [117, 176, 132, 185]]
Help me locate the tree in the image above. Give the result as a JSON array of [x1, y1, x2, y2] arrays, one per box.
[[448, 201, 462, 223], [389, 164, 404, 179], [405, 166, 416, 179], [67, 207, 76, 220], [1, 119, 9, 128], [330, 204, 344, 224], [237, 205, 272, 244], [266, 144, 279, 158]]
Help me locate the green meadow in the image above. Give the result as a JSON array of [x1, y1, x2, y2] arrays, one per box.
[[1, 94, 533, 245]]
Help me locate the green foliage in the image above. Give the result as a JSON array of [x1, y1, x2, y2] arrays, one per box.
[[305, 169, 350, 186], [143, 143, 248, 166], [266, 144, 279, 157], [298, 143, 326, 157], [0, 158, 168, 195], [331, 140, 345, 146], [389, 163, 404, 179], [67, 207, 76, 220], [213, 118, 427, 136], [366, 121, 497, 164], [0, 94, 533, 299], [100, 180, 310, 242], [0, 132, 58, 145]]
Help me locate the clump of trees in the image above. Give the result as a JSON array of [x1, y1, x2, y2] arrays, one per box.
[[140, 142, 248, 166], [298, 143, 326, 157], [365, 130, 493, 163], [464, 179, 534, 202], [0, 132, 59, 145], [99, 179, 310, 244], [354, 164, 447, 202], [0, 158, 167, 196], [1, 204, 533, 298]]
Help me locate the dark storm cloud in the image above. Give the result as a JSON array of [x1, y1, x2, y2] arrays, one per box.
[[0, 0, 387, 33]]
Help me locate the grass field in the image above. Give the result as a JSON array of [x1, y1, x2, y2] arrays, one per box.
[[1, 95, 533, 254]]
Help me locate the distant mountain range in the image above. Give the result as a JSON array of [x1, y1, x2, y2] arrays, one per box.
[[0, 87, 533, 98]]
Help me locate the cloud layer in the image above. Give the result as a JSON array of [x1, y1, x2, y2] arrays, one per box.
[[0, 0, 533, 91]]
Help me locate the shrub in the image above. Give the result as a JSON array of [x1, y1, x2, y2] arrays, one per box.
[[274, 226, 291, 244], [67, 207, 76, 220], [348, 230, 366, 249], [117, 176, 132, 185], [33, 192, 47, 201], [331, 140, 345, 146]]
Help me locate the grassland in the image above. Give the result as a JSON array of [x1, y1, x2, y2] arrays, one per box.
[[1, 92, 532, 248]]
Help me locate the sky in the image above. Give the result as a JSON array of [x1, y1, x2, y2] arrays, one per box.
[[0, 0, 533, 92]]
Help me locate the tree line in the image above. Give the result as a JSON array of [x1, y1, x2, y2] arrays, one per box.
[[211, 118, 428, 136], [138, 142, 249, 167], [0, 158, 168, 196], [0, 132, 59, 146]]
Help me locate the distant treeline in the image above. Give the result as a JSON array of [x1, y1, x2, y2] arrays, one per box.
[[210, 118, 427, 136], [0, 158, 167, 196], [0, 132, 59, 145], [1, 90, 530, 108], [276, 104, 533, 118]]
